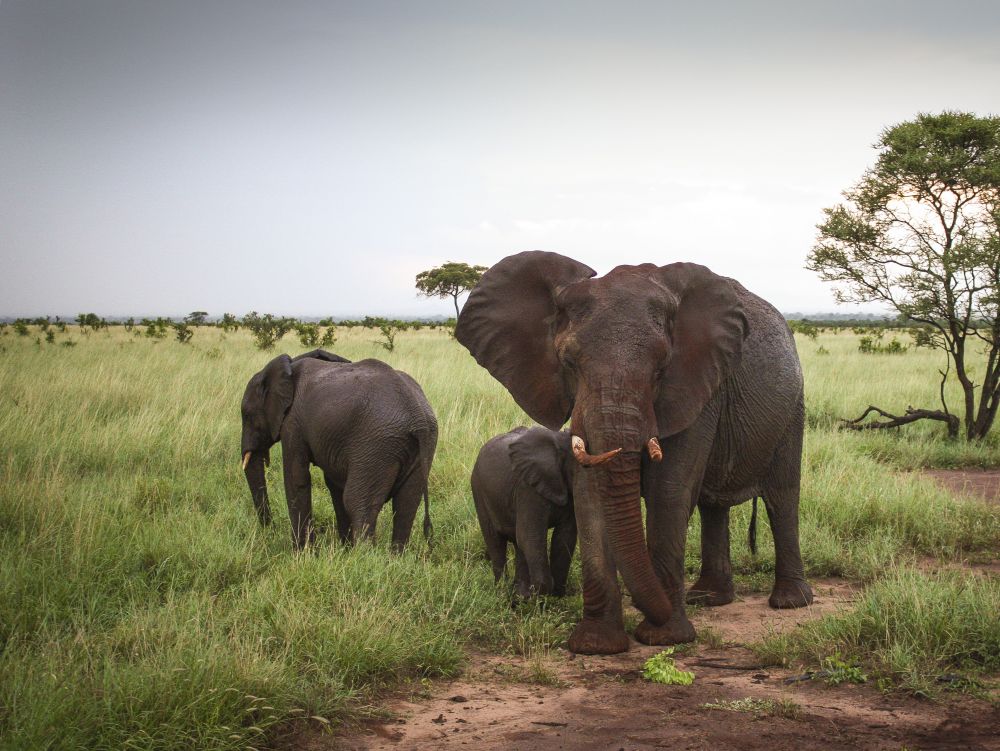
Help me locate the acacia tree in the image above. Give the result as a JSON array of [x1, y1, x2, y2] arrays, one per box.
[[415, 261, 488, 318], [807, 111, 1000, 440]]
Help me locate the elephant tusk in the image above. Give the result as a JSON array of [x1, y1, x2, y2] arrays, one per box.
[[242, 451, 252, 471], [571, 435, 622, 467], [647, 437, 663, 462]]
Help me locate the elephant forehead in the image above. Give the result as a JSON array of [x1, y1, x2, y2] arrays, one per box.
[[561, 267, 671, 309]]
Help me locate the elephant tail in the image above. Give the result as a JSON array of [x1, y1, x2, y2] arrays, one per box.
[[748, 497, 759, 556], [416, 427, 435, 548]]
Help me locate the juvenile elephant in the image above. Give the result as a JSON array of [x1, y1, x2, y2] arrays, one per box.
[[457, 251, 812, 654], [471, 427, 577, 598], [240, 349, 438, 551]]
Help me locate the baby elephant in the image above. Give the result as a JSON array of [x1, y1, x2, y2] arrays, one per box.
[[240, 349, 438, 551], [471, 427, 577, 598]]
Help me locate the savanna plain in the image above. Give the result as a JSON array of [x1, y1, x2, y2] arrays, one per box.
[[1, 325, 999, 750]]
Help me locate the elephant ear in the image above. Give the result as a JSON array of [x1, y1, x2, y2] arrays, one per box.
[[261, 354, 295, 441], [456, 251, 596, 429], [655, 263, 748, 437], [508, 428, 569, 506]]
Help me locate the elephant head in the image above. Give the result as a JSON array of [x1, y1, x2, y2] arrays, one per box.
[[239, 354, 294, 525], [456, 251, 747, 627], [508, 427, 574, 507]]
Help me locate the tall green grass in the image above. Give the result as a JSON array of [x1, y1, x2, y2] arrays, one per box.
[[0, 326, 998, 747]]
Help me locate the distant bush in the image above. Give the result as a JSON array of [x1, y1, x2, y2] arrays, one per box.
[[376, 323, 399, 352], [242, 312, 295, 350], [171, 321, 194, 344], [141, 318, 169, 339], [295, 323, 320, 347], [859, 335, 908, 354], [320, 326, 337, 347], [218, 313, 239, 332], [789, 320, 820, 340]]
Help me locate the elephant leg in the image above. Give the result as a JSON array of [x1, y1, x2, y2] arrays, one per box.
[[515, 494, 554, 596], [634, 429, 713, 645], [472, 489, 508, 582], [687, 502, 735, 606], [324, 473, 350, 545], [763, 400, 813, 609], [343, 460, 399, 544], [549, 515, 577, 597], [763, 486, 813, 608], [566, 469, 630, 655], [512, 545, 532, 600], [281, 444, 314, 550], [389, 467, 424, 552]]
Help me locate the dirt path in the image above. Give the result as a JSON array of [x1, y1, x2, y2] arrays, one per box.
[[291, 579, 998, 751], [924, 468, 1000, 506]]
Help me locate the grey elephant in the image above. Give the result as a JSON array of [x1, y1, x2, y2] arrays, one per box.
[[471, 426, 577, 598], [456, 251, 812, 654], [240, 349, 438, 551]]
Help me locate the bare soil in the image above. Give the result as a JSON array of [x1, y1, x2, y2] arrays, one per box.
[[924, 468, 1000, 506], [287, 579, 1000, 751]]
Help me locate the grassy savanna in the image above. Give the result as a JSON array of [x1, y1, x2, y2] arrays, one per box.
[[1, 325, 998, 749]]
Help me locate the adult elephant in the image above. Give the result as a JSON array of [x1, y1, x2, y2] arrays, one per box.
[[240, 350, 438, 551], [456, 252, 811, 654]]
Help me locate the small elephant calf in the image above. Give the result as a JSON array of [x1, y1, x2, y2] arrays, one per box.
[[471, 426, 577, 598]]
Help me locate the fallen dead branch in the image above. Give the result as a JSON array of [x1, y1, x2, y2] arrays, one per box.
[[840, 405, 960, 439]]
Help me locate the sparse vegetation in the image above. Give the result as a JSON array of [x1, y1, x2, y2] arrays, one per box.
[[702, 697, 801, 719], [756, 570, 999, 695]]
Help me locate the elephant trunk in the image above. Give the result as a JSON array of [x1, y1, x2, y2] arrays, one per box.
[[572, 386, 672, 627], [595, 449, 672, 626], [242, 451, 272, 526]]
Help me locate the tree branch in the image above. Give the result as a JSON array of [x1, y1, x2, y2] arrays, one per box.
[[840, 404, 959, 439]]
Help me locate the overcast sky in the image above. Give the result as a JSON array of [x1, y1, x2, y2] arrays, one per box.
[[2, 1, 998, 317]]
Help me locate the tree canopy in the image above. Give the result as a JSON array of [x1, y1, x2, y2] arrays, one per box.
[[415, 262, 488, 318], [807, 111, 1000, 440]]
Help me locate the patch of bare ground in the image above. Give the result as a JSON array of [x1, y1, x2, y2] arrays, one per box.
[[287, 578, 999, 751], [919, 468, 1000, 575], [924, 468, 1000, 506]]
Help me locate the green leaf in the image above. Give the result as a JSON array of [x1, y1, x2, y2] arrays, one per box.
[[641, 648, 695, 685]]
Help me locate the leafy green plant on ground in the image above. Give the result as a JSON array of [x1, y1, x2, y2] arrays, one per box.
[[641, 648, 694, 685]]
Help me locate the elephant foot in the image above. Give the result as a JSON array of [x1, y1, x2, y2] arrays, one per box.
[[686, 575, 735, 607], [567, 619, 630, 655], [634, 613, 696, 646], [769, 577, 814, 609]]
